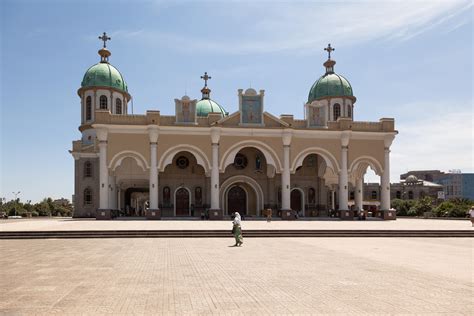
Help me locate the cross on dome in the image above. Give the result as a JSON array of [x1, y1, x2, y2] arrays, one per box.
[[324, 43, 335, 60], [99, 32, 111, 48], [200, 72, 211, 87]]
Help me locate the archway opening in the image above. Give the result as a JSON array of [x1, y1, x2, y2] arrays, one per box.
[[175, 187, 190, 216], [290, 189, 303, 215], [227, 186, 247, 216]]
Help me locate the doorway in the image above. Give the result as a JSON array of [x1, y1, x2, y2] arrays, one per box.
[[227, 186, 247, 215], [175, 187, 190, 216]]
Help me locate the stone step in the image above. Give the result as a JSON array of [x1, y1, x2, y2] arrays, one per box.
[[0, 229, 473, 239]]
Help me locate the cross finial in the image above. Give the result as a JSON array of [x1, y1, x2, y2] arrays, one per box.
[[98, 32, 111, 48], [324, 43, 335, 59], [200, 72, 211, 87]]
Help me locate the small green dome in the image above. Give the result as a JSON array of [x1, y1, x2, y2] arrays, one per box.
[[81, 62, 128, 93], [308, 73, 353, 103], [196, 99, 228, 117]]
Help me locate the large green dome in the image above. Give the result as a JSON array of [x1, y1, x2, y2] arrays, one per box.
[[308, 73, 353, 103], [196, 99, 228, 117], [81, 62, 128, 93]]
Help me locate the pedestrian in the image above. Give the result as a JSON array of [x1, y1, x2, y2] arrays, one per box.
[[468, 206, 474, 227], [266, 208, 272, 222], [232, 212, 243, 246]]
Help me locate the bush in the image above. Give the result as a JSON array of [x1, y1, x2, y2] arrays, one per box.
[[434, 199, 471, 218], [407, 208, 418, 216]]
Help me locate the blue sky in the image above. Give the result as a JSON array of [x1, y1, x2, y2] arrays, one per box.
[[1, 0, 473, 202]]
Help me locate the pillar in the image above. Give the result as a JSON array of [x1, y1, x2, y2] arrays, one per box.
[[210, 143, 220, 210], [331, 189, 335, 210], [338, 145, 349, 211], [281, 144, 291, 210], [355, 177, 363, 211], [147, 126, 160, 219], [380, 147, 391, 211], [149, 142, 158, 209], [98, 133, 109, 210]]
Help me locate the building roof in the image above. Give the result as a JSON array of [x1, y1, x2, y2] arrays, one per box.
[[81, 62, 128, 93]]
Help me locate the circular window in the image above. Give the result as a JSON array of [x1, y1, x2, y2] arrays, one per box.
[[233, 153, 248, 170], [176, 156, 189, 169]]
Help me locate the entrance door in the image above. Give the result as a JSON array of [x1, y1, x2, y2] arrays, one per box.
[[228, 186, 246, 215], [175, 188, 190, 216], [291, 190, 302, 213]]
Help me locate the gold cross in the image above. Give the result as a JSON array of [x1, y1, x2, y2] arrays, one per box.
[[98, 32, 111, 48], [200, 72, 211, 87], [324, 43, 335, 59]]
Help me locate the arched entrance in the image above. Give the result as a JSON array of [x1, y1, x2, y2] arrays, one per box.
[[175, 187, 190, 216], [227, 186, 247, 215], [291, 189, 303, 215]]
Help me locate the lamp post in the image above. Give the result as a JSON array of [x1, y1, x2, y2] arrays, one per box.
[[12, 191, 20, 216]]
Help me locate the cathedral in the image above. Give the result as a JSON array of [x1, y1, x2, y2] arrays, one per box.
[[70, 34, 397, 220]]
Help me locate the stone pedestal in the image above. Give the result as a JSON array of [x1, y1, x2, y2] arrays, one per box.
[[380, 209, 397, 220], [208, 209, 223, 220], [339, 210, 354, 220], [146, 209, 161, 220], [96, 209, 112, 220], [281, 209, 296, 220]]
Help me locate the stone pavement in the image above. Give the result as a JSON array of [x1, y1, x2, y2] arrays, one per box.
[[1, 217, 472, 232], [0, 237, 472, 315]]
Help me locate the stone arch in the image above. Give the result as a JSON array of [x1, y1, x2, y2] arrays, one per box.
[[349, 156, 383, 179], [174, 186, 191, 216], [109, 150, 149, 172], [158, 144, 211, 175], [290, 187, 305, 216], [291, 147, 340, 175], [220, 175, 264, 216], [220, 140, 283, 173]]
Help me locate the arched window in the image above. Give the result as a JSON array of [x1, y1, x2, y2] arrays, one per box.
[[84, 161, 92, 178], [350, 191, 355, 200], [86, 96, 92, 120], [115, 98, 122, 114], [163, 186, 171, 206], [408, 191, 414, 199], [84, 188, 92, 205], [371, 190, 377, 199], [347, 105, 352, 118], [99, 95, 108, 109], [195, 187, 202, 206], [333, 103, 341, 121], [396, 191, 401, 199], [308, 187, 315, 205]]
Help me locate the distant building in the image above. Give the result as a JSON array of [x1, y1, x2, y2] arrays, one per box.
[[401, 170, 474, 200], [53, 198, 71, 206]]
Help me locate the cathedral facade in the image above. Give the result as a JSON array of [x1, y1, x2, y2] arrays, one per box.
[[70, 35, 397, 220]]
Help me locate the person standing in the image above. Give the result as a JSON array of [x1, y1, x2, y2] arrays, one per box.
[[232, 212, 243, 246], [469, 206, 474, 227], [266, 208, 272, 222]]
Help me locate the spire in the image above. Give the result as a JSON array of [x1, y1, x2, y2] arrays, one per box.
[[200, 72, 212, 99], [98, 32, 111, 63], [323, 43, 336, 74]]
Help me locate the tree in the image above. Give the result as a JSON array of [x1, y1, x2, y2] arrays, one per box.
[[413, 197, 434, 216]]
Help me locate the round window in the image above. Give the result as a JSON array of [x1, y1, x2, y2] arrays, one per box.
[[176, 156, 189, 169], [233, 153, 248, 170]]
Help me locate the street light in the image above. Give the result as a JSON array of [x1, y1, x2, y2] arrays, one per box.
[[12, 191, 20, 216]]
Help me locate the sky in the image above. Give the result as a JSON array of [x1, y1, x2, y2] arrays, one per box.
[[0, 0, 473, 203]]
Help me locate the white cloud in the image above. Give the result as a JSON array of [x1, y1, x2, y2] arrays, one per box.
[[140, 0, 473, 55]]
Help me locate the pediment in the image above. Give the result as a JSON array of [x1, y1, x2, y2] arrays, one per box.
[[213, 111, 289, 128]]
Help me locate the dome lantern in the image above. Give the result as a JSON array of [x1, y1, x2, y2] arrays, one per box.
[[196, 71, 228, 117]]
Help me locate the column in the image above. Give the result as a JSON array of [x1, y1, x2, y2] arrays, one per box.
[[210, 142, 220, 210], [148, 127, 159, 210], [117, 188, 121, 210], [108, 175, 117, 209], [380, 147, 391, 210], [281, 144, 291, 210], [98, 137, 109, 209], [338, 145, 349, 211], [331, 189, 336, 210], [355, 177, 363, 211]]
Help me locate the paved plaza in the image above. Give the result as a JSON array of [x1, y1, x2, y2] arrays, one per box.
[[1, 235, 473, 315], [1, 217, 473, 232]]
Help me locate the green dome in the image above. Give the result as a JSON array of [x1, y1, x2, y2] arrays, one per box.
[[308, 73, 353, 103], [196, 99, 228, 117], [81, 62, 128, 93]]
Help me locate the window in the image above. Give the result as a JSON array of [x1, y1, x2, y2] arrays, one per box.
[[84, 161, 92, 178], [408, 191, 414, 199], [350, 191, 355, 200], [115, 98, 122, 114], [86, 96, 92, 120], [371, 190, 377, 199], [99, 95, 108, 109], [163, 186, 171, 206], [84, 188, 92, 205], [333, 103, 341, 121], [396, 191, 401, 199], [347, 105, 352, 118]]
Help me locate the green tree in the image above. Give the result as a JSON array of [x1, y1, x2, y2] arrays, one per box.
[[413, 197, 434, 216]]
